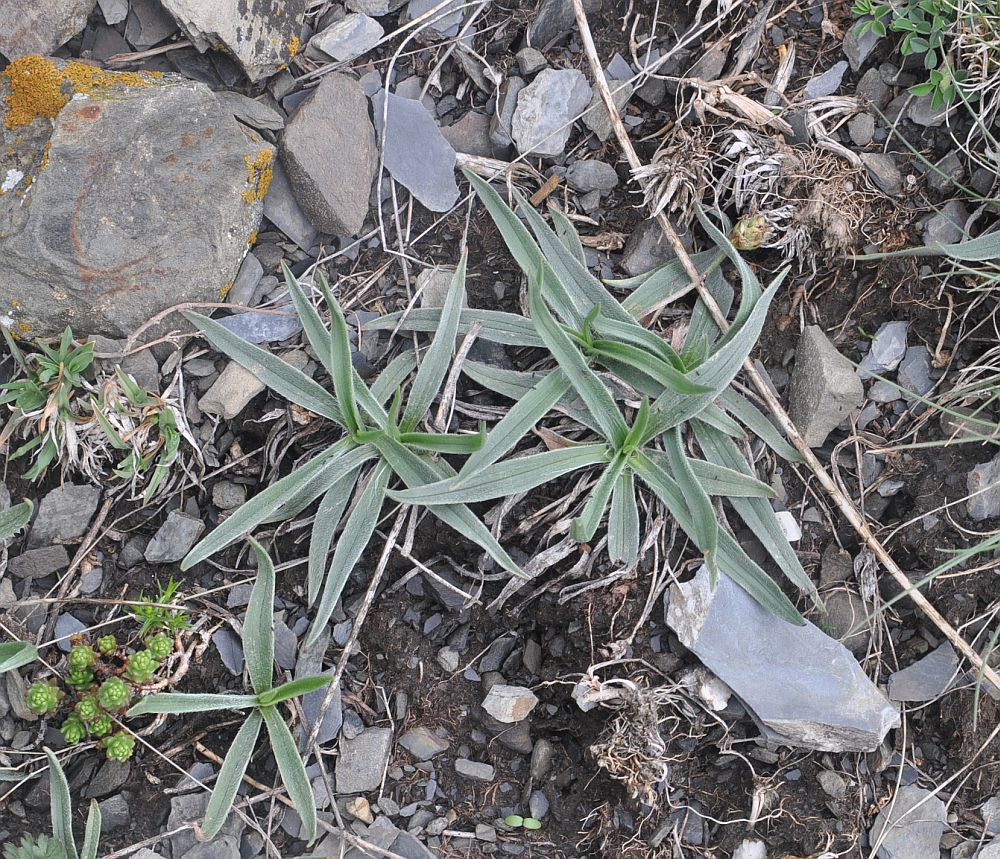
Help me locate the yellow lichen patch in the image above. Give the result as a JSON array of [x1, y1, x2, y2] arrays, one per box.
[[242, 148, 273, 204], [1, 55, 162, 128], [219, 281, 234, 299], [38, 140, 51, 171], [246, 229, 258, 247], [287, 35, 301, 57], [17, 321, 31, 334]]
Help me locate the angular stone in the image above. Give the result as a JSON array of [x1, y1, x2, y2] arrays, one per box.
[[198, 350, 308, 419], [145, 510, 205, 564], [178, 837, 240, 859], [968, 452, 1000, 521], [346, 0, 407, 13], [217, 306, 303, 344], [582, 76, 632, 141], [167, 791, 245, 858], [296, 630, 342, 748], [489, 77, 525, 149], [923, 199, 967, 246], [788, 325, 864, 447], [212, 481, 246, 510], [405, 0, 464, 38], [666, 566, 899, 751], [336, 727, 393, 793], [373, 90, 459, 212], [440, 111, 494, 158], [99, 794, 130, 832], [212, 628, 244, 675], [55, 613, 87, 651], [844, 18, 880, 71], [889, 642, 958, 703], [214, 91, 285, 132], [10, 545, 70, 579], [512, 69, 592, 157], [160, 0, 307, 82], [311, 13, 384, 62], [849, 112, 875, 147], [29, 484, 101, 547], [481, 684, 539, 723], [0, 61, 267, 339], [125, 0, 178, 49], [620, 218, 689, 277], [870, 784, 945, 859], [861, 152, 903, 195], [896, 345, 933, 401], [98, 0, 128, 26], [817, 590, 872, 657], [859, 321, 908, 378], [455, 758, 495, 782], [908, 94, 951, 127], [516, 47, 547, 76], [282, 73, 376, 236], [0, 1, 96, 59], [566, 159, 618, 192], [527, 0, 601, 47], [264, 160, 318, 251], [804, 60, 848, 98], [399, 726, 449, 759]]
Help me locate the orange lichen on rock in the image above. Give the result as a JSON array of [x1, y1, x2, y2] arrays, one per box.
[[242, 149, 273, 204], [1, 55, 162, 128], [287, 35, 301, 57]]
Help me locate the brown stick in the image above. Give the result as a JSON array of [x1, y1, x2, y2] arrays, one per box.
[[569, 0, 1000, 691]]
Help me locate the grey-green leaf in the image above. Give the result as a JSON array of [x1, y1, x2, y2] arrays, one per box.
[[244, 538, 276, 697], [307, 467, 363, 606], [202, 710, 263, 839], [46, 747, 79, 859], [0, 499, 32, 542], [80, 800, 101, 859], [608, 470, 639, 565], [571, 455, 626, 543], [127, 692, 259, 716], [262, 704, 319, 844], [366, 308, 543, 347], [0, 641, 38, 675]]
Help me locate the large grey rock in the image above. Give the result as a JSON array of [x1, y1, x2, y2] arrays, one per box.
[[0, 65, 268, 339], [527, 0, 601, 47], [29, 484, 101, 547], [805, 61, 848, 98], [843, 18, 880, 71], [97, 0, 128, 26], [858, 321, 908, 379], [511, 68, 592, 157], [666, 566, 899, 751], [337, 727, 393, 793], [923, 199, 967, 246], [788, 325, 864, 447], [888, 642, 958, 702], [310, 13, 384, 61], [869, 784, 945, 859], [160, 0, 307, 82], [0, 1, 96, 58], [372, 90, 459, 212], [145, 511, 205, 564], [967, 452, 1000, 521], [282, 74, 377, 236], [566, 159, 619, 192]]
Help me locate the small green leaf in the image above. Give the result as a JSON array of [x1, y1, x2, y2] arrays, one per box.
[[315, 272, 362, 437], [0, 499, 32, 542], [262, 705, 319, 844], [571, 455, 626, 542], [127, 692, 259, 716], [258, 674, 332, 707], [366, 308, 543, 347], [80, 799, 102, 859], [608, 470, 640, 565], [0, 641, 38, 674], [306, 467, 362, 606], [663, 426, 717, 574]]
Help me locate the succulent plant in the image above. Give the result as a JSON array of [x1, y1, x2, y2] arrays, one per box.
[[60, 715, 86, 745], [76, 694, 101, 722], [96, 634, 117, 655], [102, 731, 135, 762], [89, 714, 113, 738], [124, 650, 158, 684], [146, 633, 172, 661], [2, 833, 67, 859], [67, 644, 97, 673], [64, 668, 95, 690], [98, 677, 130, 711], [26, 682, 60, 715]]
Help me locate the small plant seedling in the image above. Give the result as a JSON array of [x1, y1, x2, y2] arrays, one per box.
[[2, 748, 101, 859], [128, 576, 191, 637], [128, 538, 333, 844], [504, 814, 543, 831], [24, 627, 177, 761]]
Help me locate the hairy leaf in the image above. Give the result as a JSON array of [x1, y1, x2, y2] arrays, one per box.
[[244, 538, 276, 697], [202, 710, 263, 839]]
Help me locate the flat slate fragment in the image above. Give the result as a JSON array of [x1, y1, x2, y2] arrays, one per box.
[[0, 0, 96, 58], [888, 642, 959, 703], [666, 566, 899, 752], [869, 784, 946, 859]]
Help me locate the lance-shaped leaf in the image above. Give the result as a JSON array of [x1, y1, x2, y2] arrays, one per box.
[[202, 709, 263, 839], [0, 499, 32, 542], [244, 538, 276, 696], [307, 461, 391, 646], [551, 207, 587, 266], [0, 641, 38, 675], [402, 254, 467, 430], [591, 338, 710, 396], [662, 427, 717, 574], [396, 429, 485, 455], [717, 388, 801, 462], [257, 674, 332, 707], [128, 692, 259, 716], [185, 311, 343, 425], [530, 271, 627, 446], [371, 351, 419, 403], [388, 444, 610, 505], [608, 470, 640, 565], [307, 466, 363, 605], [183, 442, 373, 568], [366, 308, 543, 347], [571, 454, 627, 542], [371, 434, 526, 578], [262, 704, 319, 843], [46, 747, 79, 859], [284, 263, 335, 380], [315, 273, 363, 436], [80, 800, 101, 859]]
